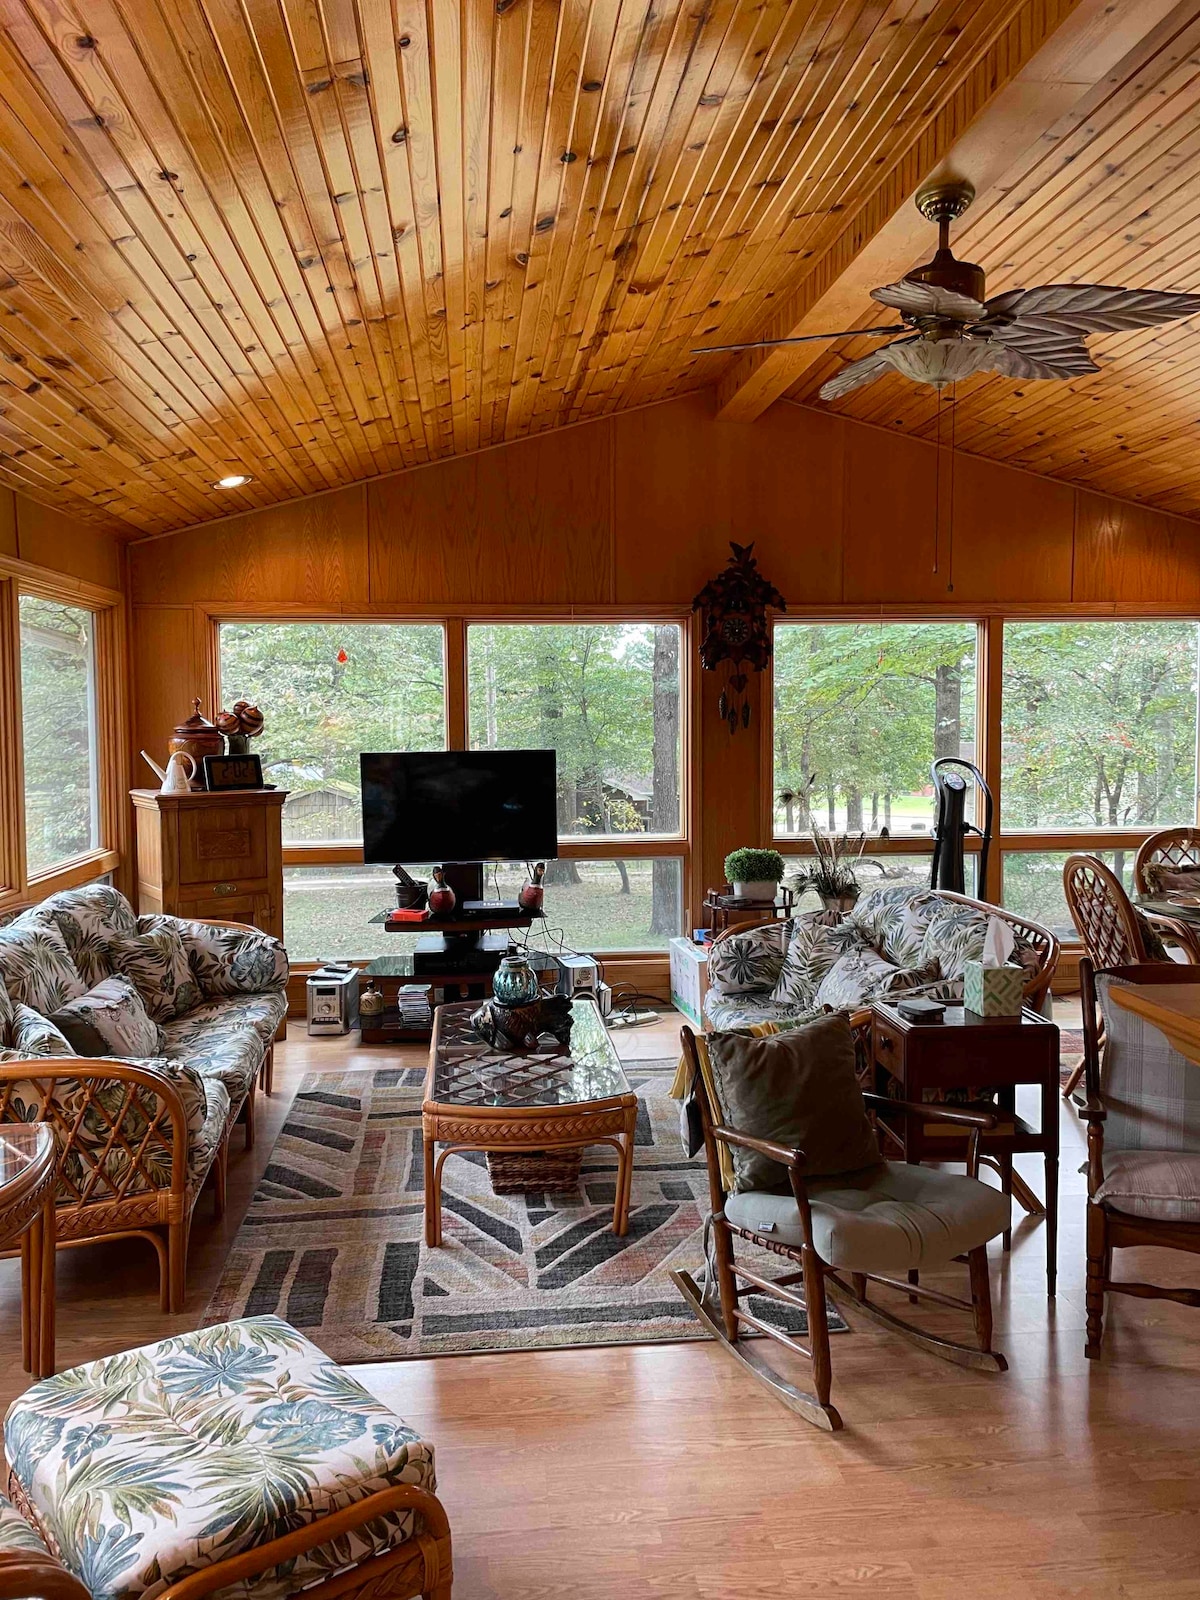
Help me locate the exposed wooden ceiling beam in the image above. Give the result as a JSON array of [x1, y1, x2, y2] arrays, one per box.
[[714, 0, 1183, 424]]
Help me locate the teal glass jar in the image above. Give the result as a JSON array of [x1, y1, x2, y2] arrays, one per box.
[[492, 951, 540, 1007]]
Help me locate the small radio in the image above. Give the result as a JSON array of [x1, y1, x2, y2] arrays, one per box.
[[306, 965, 360, 1036]]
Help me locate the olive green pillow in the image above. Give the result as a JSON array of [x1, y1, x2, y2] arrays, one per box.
[[705, 1012, 880, 1191]]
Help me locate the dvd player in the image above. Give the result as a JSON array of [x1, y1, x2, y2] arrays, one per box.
[[462, 900, 523, 915]]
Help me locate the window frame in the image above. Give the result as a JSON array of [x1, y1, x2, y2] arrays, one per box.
[[764, 604, 1200, 945], [209, 605, 695, 958], [0, 559, 126, 915]]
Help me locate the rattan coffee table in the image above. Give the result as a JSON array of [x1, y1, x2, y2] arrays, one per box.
[[423, 997, 637, 1246]]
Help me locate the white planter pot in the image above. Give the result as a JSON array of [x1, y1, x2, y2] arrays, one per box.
[[733, 880, 779, 902]]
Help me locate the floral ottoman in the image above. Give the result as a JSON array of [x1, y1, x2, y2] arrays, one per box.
[[3, 1316, 452, 1600]]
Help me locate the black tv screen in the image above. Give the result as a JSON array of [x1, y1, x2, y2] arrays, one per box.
[[360, 750, 558, 864]]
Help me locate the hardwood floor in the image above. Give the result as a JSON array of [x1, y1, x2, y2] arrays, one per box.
[[2, 1008, 1198, 1599]]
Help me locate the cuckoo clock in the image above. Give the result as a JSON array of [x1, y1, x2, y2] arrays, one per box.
[[692, 542, 786, 732]]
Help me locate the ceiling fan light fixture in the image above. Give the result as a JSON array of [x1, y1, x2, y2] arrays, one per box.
[[886, 337, 995, 389]]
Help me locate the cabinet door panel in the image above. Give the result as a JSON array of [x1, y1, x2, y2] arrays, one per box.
[[178, 805, 268, 884]]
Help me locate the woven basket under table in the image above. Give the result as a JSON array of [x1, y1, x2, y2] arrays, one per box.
[[486, 1147, 583, 1193]]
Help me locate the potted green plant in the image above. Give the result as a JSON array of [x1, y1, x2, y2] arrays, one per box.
[[724, 847, 786, 903], [805, 826, 867, 913]]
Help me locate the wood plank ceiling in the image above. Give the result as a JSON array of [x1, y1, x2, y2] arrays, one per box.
[[0, 0, 1088, 535], [2, 0, 1198, 534], [787, 3, 1200, 517]]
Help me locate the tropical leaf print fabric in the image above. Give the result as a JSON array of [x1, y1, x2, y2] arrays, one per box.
[[49, 977, 164, 1059], [40, 886, 139, 990], [4, 1316, 436, 1600], [814, 950, 941, 1011], [157, 919, 289, 999], [0, 915, 86, 1016], [9, 1002, 75, 1058], [106, 923, 200, 1022], [706, 921, 788, 995], [0, 1493, 52, 1556], [770, 914, 864, 1008]]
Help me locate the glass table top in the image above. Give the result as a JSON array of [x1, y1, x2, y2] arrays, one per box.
[[0, 1124, 53, 1191], [429, 997, 630, 1109]]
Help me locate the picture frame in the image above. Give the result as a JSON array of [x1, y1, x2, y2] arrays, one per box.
[[202, 753, 265, 791]]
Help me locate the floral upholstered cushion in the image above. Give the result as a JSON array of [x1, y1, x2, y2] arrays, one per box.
[[770, 914, 865, 1008], [9, 1003, 75, 1058], [706, 921, 789, 995], [158, 1013, 268, 1102], [176, 992, 287, 1045], [815, 949, 941, 1012], [49, 977, 164, 1059], [39, 886, 139, 990], [4, 1316, 436, 1600], [704, 991, 823, 1030], [0, 1057, 217, 1199], [858, 887, 944, 968], [918, 901, 992, 984], [0, 913, 86, 1017], [151, 918, 289, 999], [106, 923, 201, 1022], [0, 1491, 51, 1555]]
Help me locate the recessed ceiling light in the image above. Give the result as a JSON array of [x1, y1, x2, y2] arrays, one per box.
[[214, 473, 253, 490]]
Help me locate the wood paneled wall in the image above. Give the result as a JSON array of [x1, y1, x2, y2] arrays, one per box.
[[128, 390, 1200, 921], [0, 491, 123, 592]]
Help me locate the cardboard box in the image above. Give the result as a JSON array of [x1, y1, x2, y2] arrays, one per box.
[[670, 936, 710, 1026], [963, 959, 1024, 1017]]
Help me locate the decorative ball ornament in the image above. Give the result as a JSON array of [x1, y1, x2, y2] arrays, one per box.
[[692, 541, 786, 732]]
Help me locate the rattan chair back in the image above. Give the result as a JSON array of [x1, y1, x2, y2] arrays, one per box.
[[1063, 854, 1146, 968], [1134, 827, 1200, 895]]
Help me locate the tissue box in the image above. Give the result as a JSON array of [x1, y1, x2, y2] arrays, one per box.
[[963, 959, 1024, 1017]]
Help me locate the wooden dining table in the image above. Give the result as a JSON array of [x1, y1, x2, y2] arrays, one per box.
[[1109, 982, 1200, 1064]]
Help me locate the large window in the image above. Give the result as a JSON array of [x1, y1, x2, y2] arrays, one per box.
[[1002, 621, 1200, 830], [468, 623, 682, 837], [19, 595, 99, 876], [219, 622, 446, 843], [773, 622, 978, 839]]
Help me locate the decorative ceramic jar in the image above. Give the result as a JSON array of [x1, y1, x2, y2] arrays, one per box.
[[732, 879, 780, 902], [168, 699, 224, 789], [427, 866, 456, 917], [492, 950, 541, 1008], [519, 861, 546, 913], [359, 982, 385, 1019]]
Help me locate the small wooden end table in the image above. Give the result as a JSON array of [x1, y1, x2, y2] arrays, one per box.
[[870, 1003, 1060, 1296], [423, 997, 637, 1246], [0, 1124, 56, 1377]]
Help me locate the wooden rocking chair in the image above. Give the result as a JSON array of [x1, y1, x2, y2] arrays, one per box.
[[672, 1023, 1010, 1431]]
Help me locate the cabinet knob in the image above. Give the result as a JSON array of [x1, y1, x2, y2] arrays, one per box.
[[212, 882, 239, 896], [878, 1033, 894, 1052]]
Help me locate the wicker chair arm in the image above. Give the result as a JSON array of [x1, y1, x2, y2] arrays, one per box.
[[0, 1548, 91, 1600], [712, 1123, 806, 1171], [863, 1092, 996, 1131], [0, 1056, 194, 1193], [1141, 911, 1200, 963], [154, 1484, 451, 1600]]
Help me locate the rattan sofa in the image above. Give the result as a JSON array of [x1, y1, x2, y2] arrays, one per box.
[[0, 884, 287, 1312]]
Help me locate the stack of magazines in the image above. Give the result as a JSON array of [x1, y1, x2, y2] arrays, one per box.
[[397, 983, 433, 1028]]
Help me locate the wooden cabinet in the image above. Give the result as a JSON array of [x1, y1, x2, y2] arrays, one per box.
[[130, 788, 287, 941]]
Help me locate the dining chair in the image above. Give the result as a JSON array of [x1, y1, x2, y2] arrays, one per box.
[[1061, 855, 1198, 1097], [1134, 827, 1200, 896], [1078, 959, 1200, 1358]]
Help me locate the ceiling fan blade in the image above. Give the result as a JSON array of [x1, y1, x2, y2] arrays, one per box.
[[870, 278, 986, 321], [818, 339, 914, 402], [691, 326, 906, 355], [983, 283, 1200, 333]]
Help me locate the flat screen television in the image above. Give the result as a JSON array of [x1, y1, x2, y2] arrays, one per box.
[[359, 750, 559, 864]]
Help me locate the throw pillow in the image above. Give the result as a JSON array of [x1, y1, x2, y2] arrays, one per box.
[[161, 918, 289, 997], [814, 948, 941, 1011], [771, 914, 866, 1008], [0, 913, 86, 1017], [49, 976, 164, 1058], [707, 920, 789, 996], [106, 923, 201, 1021], [918, 902, 990, 984], [705, 1013, 880, 1191], [10, 1003, 75, 1058]]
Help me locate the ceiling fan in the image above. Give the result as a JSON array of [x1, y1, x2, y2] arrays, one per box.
[[695, 180, 1200, 401]]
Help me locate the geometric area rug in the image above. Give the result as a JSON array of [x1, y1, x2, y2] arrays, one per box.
[[203, 1059, 844, 1364]]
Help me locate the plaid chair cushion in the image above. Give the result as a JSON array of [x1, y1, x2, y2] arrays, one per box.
[[1095, 1149, 1200, 1223]]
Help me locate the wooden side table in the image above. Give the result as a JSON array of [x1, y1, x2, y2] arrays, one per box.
[[0, 1124, 57, 1377], [870, 1004, 1061, 1296]]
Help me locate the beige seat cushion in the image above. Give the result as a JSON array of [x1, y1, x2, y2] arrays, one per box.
[[1095, 1148, 1200, 1223], [725, 1162, 1011, 1274]]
